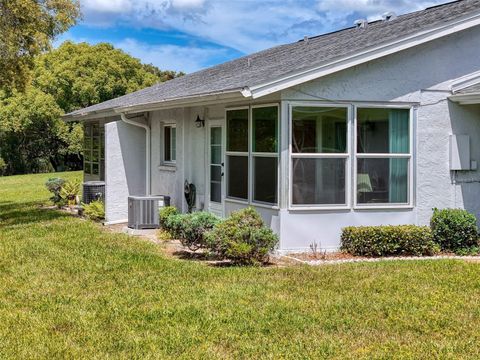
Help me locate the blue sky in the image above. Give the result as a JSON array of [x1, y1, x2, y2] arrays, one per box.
[[57, 0, 447, 73]]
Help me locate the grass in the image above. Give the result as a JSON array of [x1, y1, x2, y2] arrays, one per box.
[[1, 172, 480, 359]]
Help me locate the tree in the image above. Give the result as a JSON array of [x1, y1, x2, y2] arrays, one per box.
[[33, 41, 182, 113], [0, 88, 65, 174], [0, 41, 183, 175], [0, 0, 80, 92]]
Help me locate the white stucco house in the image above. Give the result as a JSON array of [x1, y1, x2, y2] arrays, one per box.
[[65, 0, 480, 252]]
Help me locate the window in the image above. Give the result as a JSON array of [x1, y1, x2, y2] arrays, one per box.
[[291, 106, 349, 207], [356, 107, 411, 206], [226, 105, 279, 205], [163, 125, 176, 164], [84, 122, 104, 180]]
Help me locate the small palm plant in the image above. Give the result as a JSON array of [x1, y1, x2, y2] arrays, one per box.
[[61, 180, 81, 206]]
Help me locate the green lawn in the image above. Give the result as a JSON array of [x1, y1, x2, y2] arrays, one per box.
[[1, 172, 480, 359]]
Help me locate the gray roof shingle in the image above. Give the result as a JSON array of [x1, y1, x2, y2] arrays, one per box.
[[67, 0, 480, 117]]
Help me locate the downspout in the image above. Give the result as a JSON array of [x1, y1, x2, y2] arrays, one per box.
[[120, 113, 151, 195]]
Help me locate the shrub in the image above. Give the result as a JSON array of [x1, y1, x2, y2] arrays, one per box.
[[60, 179, 81, 206], [0, 156, 6, 175], [206, 207, 279, 265], [45, 178, 66, 207], [430, 208, 479, 253], [341, 225, 438, 257], [179, 212, 221, 251], [164, 213, 185, 239], [159, 206, 179, 228], [83, 200, 105, 221], [164, 211, 220, 251]]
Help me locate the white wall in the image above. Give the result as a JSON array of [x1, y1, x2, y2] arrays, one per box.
[[104, 120, 146, 223], [276, 25, 480, 251], [139, 26, 480, 251]]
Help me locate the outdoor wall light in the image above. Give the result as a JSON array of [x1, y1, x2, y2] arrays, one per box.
[[195, 115, 205, 128]]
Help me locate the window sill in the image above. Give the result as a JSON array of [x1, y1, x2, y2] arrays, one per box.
[[354, 205, 414, 211], [288, 205, 351, 212], [225, 198, 280, 211], [158, 165, 176, 172]]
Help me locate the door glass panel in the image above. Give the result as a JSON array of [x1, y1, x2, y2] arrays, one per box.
[[210, 126, 223, 204]]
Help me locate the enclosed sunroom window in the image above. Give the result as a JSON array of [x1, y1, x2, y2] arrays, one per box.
[[291, 106, 348, 206], [84, 122, 104, 180], [356, 108, 411, 205], [226, 105, 279, 205]]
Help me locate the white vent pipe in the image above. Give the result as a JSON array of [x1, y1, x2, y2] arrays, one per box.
[[120, 113, 151, 195]]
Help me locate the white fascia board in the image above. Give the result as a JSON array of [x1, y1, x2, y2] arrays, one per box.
[[451, 70, 480, 93], [249, 11, 480, 99], [62, 110, 118, 122], [449, 93, 480, 104], [114, 90, 245, 115]]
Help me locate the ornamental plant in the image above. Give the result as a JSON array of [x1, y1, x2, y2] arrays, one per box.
[[430, 208, 479, 253], [206, 207, 279, 265], [341, 225, 439, 257]]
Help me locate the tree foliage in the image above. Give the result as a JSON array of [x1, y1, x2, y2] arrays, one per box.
[[0, 41, 182, 175], [0, 0, 80, 92], [33, 41, 182, 113], [0, 87, 66, 174]]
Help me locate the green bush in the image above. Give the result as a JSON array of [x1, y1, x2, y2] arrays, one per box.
[[83, 200, 105, 221], [60, 179, 80, 206], [45, 178, 66, 207], [206, 207, 279, 265], [159, 206, 179, 228], [430, 208, 479, 253], [0, 157, 6, 175], [164, 211, 220, 251], [179, 212, 221, 251], [164, 213, 184, 239], [341, 225, 439, 257]]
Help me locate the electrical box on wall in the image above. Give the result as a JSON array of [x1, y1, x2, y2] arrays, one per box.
[[450, 135, 471, 171]]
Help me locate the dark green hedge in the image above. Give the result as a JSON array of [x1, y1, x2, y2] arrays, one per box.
[[430, 208, 479, 253], [341, 225, 439, 257]]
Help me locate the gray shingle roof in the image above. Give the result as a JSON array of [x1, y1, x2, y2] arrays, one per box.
[[457, 82, 480, 94], [67, 0, 480, 117]]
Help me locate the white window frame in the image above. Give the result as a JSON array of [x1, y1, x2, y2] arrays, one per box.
[[225, 104, 280, 209], [162, 123, 176, 165], [353, 104, 414, 210], [288, 102, 352, 211]]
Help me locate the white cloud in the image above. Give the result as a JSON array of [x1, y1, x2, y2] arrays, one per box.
[[79, 0, 446, 53], [317, 0, 441, 21], [81, 0, 133, 14], [116, 38, 229, 73], [171, 0, 205, 9]]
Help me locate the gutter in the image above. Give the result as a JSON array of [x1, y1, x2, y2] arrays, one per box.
[[119, 113, 151, 195]]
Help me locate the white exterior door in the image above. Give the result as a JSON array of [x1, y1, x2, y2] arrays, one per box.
[[207, 121, 225, 217]]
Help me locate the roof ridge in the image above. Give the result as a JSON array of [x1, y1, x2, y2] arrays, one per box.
[[301, 0, 469, 43]]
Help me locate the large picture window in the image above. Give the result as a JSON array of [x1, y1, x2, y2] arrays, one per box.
[[356, 107, 411, 206], [226, 105, 279, 205], [291, 106, 349, 207], [84, 122, 104, 180]]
